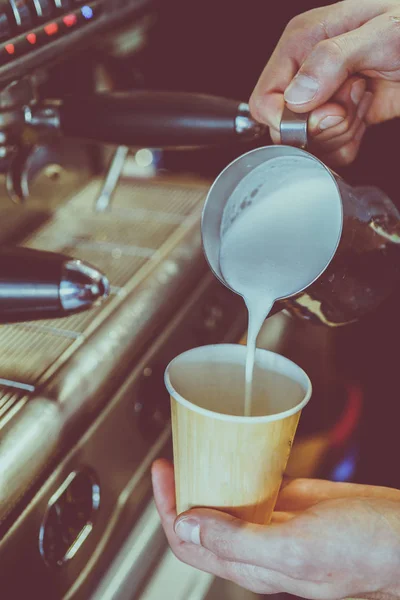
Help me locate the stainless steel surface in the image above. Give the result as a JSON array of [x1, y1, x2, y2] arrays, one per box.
[[95, 146, 130, 212], [91, 501, 168, 600], [206, 579, 262, 600], [7, 144, 65, 203], [0, 326, 74, 384], [235, 103, 266, 140], [25, 106, 61, 130], [96, 505, 262, 600], [0, 5, 259, 599], [0, 178, 207, 385], [39, 468, 102, 568], [0, 192, 245, 598], [0, 75, 92, 204], [0, 385, 28, 424], [0, 78, 38, 111], [280, 106, 308, 148], [0, 175, 246, 542], [0, 140, 93, 209], [0, 77, 43, 202], [0, 110, 24, 129], [0, 178, 208, 520], [60, 260, 110, 311], [138, 544, 214, 600], [0, 246, 109, 324]]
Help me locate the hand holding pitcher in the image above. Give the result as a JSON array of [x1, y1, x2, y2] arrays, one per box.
[[250, 0, 400, 166]]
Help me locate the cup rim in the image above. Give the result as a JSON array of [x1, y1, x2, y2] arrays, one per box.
[[164, 344, 312, 423]]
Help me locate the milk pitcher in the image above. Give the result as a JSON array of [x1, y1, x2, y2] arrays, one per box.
[[202, 108, 400, 326]]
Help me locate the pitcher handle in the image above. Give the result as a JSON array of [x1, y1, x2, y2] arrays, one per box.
[[280, 106, 309, 149]]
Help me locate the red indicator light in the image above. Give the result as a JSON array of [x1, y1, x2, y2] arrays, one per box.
[[5, 43, 15, 55], [26, 33, 36, 44], [63, 14, 77, 27], [44, 22, 58, 35]]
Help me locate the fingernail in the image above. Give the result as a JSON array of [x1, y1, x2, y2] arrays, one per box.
[[357, 91, 373, 120], [284, 74, 319, 105], [351, 79, 366, 105], [175, 518, 201, 545], [318, 115, 345, 130]]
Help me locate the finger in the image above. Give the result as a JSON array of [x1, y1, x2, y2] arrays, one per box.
[[271, 77, 366, 146], [174, 507, 307, 576], [307, 102, 347, 139], [310, 91, 373, 155], [312, 85, 369, 148], [173, 506, 376, 600], [266, 83, 359, 146], [308, 76, 365, 140], [151, 460, 242, 581], [284, 11, 400, 113], [275, 476, 400, 512], [151, 460, 274, 591], [321, 120, 366, 167], [152, 459, 176, 522], [269, 124, 281, 145], [250, 91, 284, 139], [322, 122, 366, 167], [366, 79, 400, 124], [249, 0, 396, 127]]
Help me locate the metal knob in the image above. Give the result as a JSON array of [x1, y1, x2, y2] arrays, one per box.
[[280, 106, 309, 149], [60, 260, 110, 312]]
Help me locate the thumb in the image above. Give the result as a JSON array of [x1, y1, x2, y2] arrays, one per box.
[[284, 12, 397, 112], [174, 508, 298, 571]]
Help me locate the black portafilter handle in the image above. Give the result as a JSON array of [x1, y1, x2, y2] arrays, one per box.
[[53, 91, 266, 148], [0, 247, 110, 323]]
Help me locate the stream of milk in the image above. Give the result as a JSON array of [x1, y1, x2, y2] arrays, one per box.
[[219, 160, 339, 416]]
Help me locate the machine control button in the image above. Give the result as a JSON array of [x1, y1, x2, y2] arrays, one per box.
[[0, 41, 14, 61], [43, 19, 60, 36], [60, 10, 76, 26], [39, 468, 100, 567], [0, 1, 99, 65]]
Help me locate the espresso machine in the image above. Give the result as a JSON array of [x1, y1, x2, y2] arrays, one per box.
[[0, 0, 273, 597]]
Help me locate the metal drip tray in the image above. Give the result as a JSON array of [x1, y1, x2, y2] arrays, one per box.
[[0, 176, 208, 390], [0, 174, 248, 600], [28, 178, 206, 287], [0, 386, 28, 425], [0, 326, 74, 385], [0, 174, 215, 528]]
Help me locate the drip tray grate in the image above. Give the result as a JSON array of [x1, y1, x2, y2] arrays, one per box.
[[0, 176, 209, 389], [0, 386, 28, 427]]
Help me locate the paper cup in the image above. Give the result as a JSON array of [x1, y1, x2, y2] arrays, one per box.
[[165, 344, 312, 525]]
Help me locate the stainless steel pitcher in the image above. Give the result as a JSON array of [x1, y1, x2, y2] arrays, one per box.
[[202, 108, 400, 326]]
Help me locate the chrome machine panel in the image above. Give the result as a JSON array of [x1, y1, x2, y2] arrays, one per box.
[[0, 175, 246, 599]]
